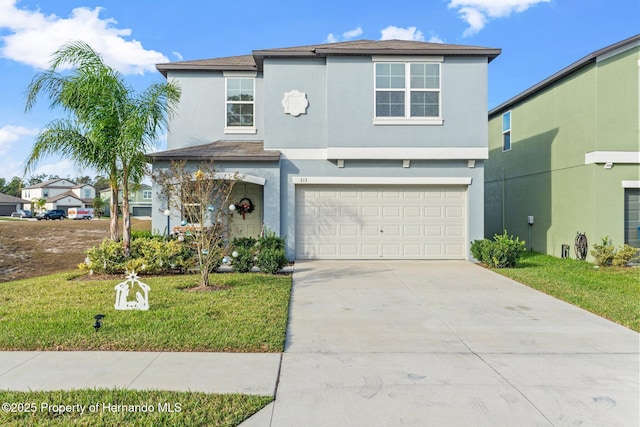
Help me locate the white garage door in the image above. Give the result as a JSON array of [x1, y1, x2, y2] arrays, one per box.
[[296, 185, 467, 259]]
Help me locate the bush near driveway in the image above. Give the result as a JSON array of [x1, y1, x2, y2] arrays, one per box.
[[471, 230, 526, 268]]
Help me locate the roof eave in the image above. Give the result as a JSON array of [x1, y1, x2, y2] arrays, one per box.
[[489, 34, 640, 117], [156, 63, 257, 77], [147, 154, 280, 162]]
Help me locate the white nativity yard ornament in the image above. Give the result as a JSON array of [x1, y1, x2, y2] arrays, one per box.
[[282, 90, 309, 116], [114, 271, 150, 311]]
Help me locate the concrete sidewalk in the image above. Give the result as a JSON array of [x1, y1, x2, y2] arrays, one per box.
[[258, 260, 639, 427], [0, 352, 281, 395]]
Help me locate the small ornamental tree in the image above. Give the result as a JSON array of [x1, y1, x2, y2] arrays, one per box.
[[154, 161, 236, 287]]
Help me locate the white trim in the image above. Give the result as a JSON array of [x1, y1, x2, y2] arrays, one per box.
[[585, 151, 640, 164], [223, 71, 257, 77], [373, 117, 443, 126], [278, 149, 327, 160], [372, 56, 444, 63], [214, 173, 265, 186], [292, 176, 472, 185], [223, 127, 257, 134], [622, 181, 640, 188], [327, 147, 488, 160]]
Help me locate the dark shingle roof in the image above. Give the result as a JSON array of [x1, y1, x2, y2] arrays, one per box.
[[23, 178, 73, 190], [0, 192, 28, 204], [489, 33, 640, 117], [147, 141, 280, 162], [157, 39, 501, 76]]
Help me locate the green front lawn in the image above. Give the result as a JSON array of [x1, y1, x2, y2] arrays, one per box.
[[0, 389, 271, 427], [0, 272, 291, 352], [491, 252, 640, 332]]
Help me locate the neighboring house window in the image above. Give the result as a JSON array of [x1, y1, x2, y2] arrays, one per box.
[[143, 190, 152, 199], [84, 189, 91, 198], [374, 60, 442, 125], [225, 77, 254, 130], [43, 189, 49, 197], [502, 111, 511, 151]]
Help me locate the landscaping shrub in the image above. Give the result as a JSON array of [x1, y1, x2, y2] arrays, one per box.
[[613, 244, 640, 267], [255, 246, 288, 274], [231, 246, 255, 273], [590, 237, 616, 266], [471, 231, 526, 268], [232, 236, 258, 249], [258, 230, 285, 251], [470, 239, 492, 263], [80, 237, 194, 275]]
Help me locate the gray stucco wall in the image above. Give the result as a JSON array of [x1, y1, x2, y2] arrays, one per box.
[[165, 70, 265, 149]]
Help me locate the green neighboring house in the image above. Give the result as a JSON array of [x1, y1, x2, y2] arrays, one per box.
[[486, 34, 640, 260], [99, 184, 153, 217]]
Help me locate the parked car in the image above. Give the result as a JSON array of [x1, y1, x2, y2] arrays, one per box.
[[36, 209, 66, 220], [10, 210, 32, 218]]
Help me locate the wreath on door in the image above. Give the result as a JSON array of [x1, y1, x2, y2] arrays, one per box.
[[234, 198, 254, 220]]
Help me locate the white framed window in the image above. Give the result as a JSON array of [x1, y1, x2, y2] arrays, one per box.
[[143, 190, 152, 200], [84, 189, 91, 198], [225, 77, 255, 134], [373, 57, 443, 125], [502, 111, 511, 151], [43, 189, 49, 197]]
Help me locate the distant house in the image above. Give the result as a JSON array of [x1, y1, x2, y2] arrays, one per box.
[[149, 39, 501, 260], [21, 179, 95, 214], [485, 34, 640, 258], [0, 192, 28, 216], [99, 184, 153, 217]]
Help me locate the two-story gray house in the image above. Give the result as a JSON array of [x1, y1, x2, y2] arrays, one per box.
[[149, 40, 501, 260]]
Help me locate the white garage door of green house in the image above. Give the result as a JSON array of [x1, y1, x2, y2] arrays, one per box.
[[295, 185, 467, 259]]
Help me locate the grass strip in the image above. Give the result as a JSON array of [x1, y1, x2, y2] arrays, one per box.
[[490, 252, 640, 332], [0, 272, 291, 352], [0, 389, 271, 427]]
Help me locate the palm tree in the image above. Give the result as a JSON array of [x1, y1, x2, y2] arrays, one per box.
[[24, 41, 180, 255], [31, 197, 47, 214]]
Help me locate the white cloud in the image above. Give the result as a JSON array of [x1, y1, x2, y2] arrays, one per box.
[[172, 51, 184, 61], [325, 26, 363, 43], [0, 125, 38, 155], [380, 26, 425, 41], [448, 0, 551, 36], [0, 0, 168, 74], [343, 27, 363, 39]]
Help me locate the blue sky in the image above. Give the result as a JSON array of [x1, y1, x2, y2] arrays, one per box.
[[0, 0, 638, 181]]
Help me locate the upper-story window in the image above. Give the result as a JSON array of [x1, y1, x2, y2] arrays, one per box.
[[143, 190, 152, 200], [373, 57, 443, 125], [84, 189, 91, 198], [502, 111, 511, 151], [43, 189, 49, 197], [225, 77, 255, 133]]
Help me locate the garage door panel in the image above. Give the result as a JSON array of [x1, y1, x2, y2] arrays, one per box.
[[425, 207, 443, 218], [296, 185, 467, 259], [403, 225, 421, 237], [361, 207, 379, 217]]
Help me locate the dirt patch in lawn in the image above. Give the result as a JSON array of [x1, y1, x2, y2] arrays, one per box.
[[0, 218, 151, 283]]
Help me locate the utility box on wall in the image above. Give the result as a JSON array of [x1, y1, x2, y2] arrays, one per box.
[[561, 244, 569, 259]]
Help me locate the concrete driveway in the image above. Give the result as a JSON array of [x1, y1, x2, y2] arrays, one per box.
[[252, 260, 639, 427]]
